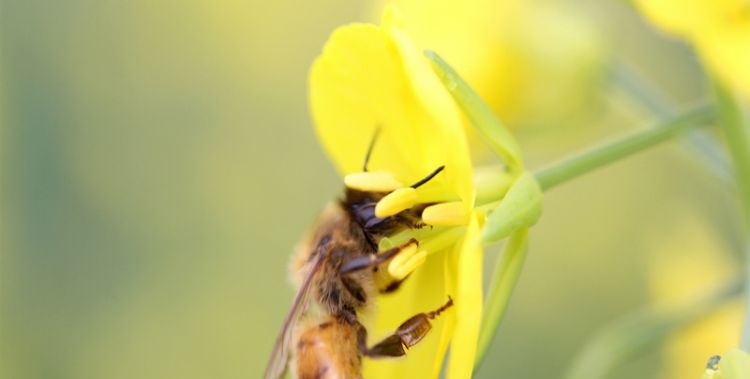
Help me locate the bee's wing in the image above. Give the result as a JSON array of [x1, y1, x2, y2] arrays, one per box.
[[262, 252, 325, 379]]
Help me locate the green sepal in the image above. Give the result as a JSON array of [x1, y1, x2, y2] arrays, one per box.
[[474, 166, 515, 205], [482, 172, 543, 243], [475, 227, 529, 371], [425, 50, 524, 173]]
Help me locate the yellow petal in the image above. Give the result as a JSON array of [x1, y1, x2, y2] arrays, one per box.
[[373, 0, 607, 129], [446, 211, 483, 379], [633, 0, 750, 98], [386, 14, 475, 208], [310, 23, 413, 178], [634, 0, 742, 37], [309, 12, 473, 206], [696, 21, 750, 99], [363, 248, 455, 379]]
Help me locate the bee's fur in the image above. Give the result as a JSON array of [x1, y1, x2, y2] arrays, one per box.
[[285, 189, 451, 379], [291, 201, 377, 319]]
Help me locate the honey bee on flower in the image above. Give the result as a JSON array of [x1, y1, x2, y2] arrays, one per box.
[[263, 8, 488, 379]]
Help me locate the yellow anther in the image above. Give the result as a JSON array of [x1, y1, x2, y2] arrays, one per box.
[[344, 171, 403, 192], [388, 245, 426, 281], [422, 201, 470, 226], [375, 187, 417, 218], [388, 242, 418, 273]]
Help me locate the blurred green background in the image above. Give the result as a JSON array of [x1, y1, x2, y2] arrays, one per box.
[[1, 1, 744, 378]]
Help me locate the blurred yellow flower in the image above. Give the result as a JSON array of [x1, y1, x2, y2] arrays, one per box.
[[635, 0, 750, 97], [371, 0, 607, 127], [645, 216, 743, 379], [309, 8, 483, 379]]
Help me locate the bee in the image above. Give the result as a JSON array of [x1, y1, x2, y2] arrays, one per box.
[[263, 135, 454, 379]]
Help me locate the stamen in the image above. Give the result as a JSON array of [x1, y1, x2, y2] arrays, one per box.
[[375, 187, 417, 218], [422, 202, 469, 226], [387, 242, 417, 275], [388, 245, 427, 281], [418, 227, 465, 254], [344, 171, 403, 192]]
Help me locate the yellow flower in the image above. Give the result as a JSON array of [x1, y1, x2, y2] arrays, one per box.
[[635, 0, 750, 97], [309, 8, 482, 379], [370, 0, 606, 127]]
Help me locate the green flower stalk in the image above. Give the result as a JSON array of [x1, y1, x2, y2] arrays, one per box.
[[426, 51, 542, 244], [534, 104, 713, 191], [427, 50, 719, 375], [425, 50, 524, 175]]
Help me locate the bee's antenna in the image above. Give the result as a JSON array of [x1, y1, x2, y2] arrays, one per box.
[[410, 165, 445, 189], [362, 126, 381, 172]]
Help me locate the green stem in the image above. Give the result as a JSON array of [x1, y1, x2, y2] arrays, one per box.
[[470, 106, 714, 373], [533, 104, 714, 191], [712, 80, 750, 350], [609, 62, 673, 118], [474, 228, 529, 373], [611, 62, 731, 181]]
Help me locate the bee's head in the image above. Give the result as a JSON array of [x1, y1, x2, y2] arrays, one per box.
[[339, 128, 443, 239], [342, 183, 431, 241]]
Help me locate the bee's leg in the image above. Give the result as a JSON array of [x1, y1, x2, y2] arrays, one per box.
[[339, 238, 418, 274], [393, 213, 428, 231], [358, 297, 453, 358]]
